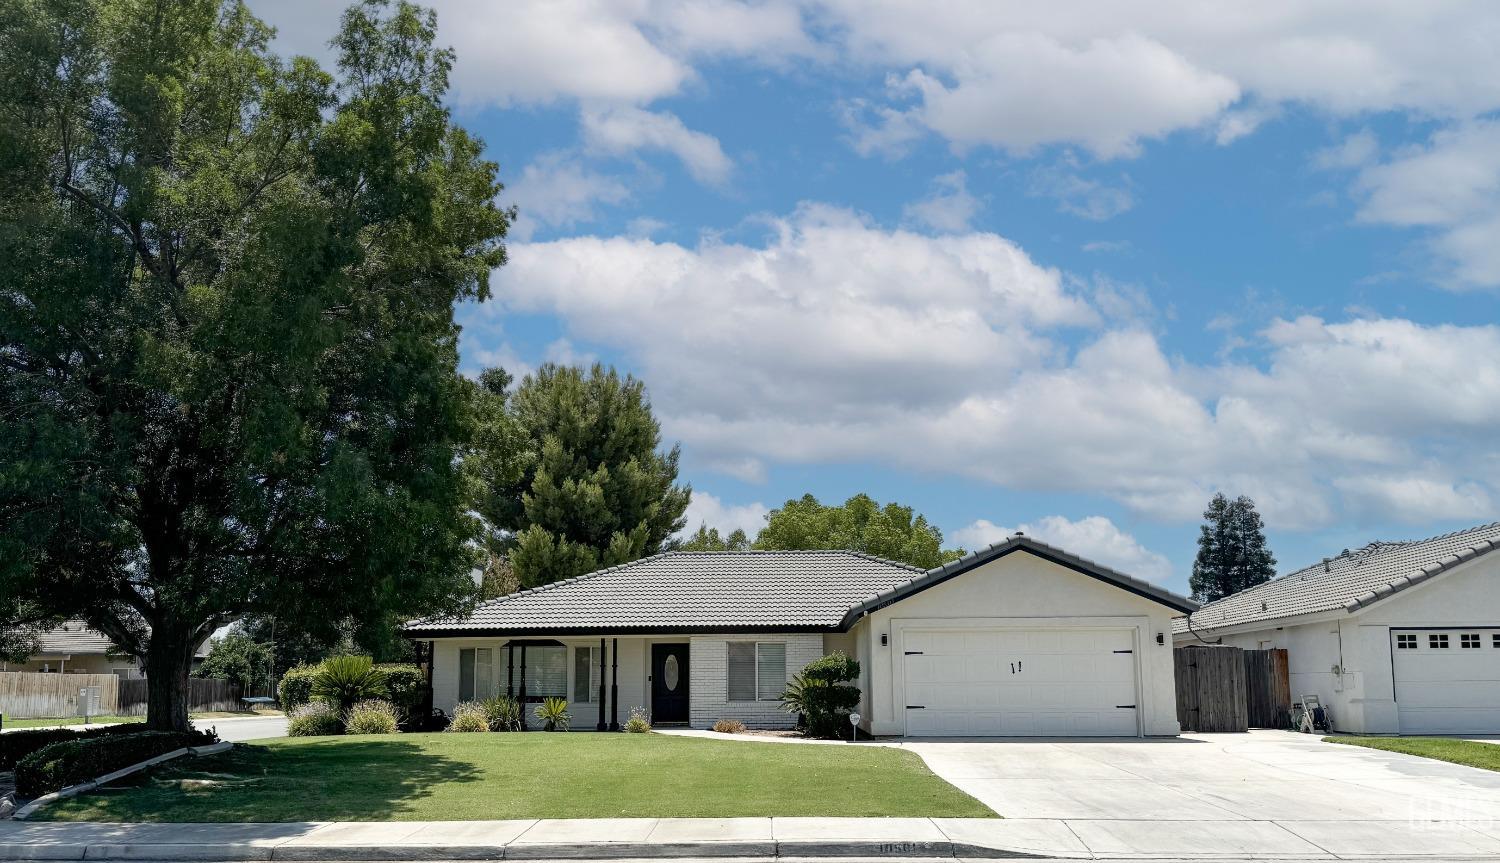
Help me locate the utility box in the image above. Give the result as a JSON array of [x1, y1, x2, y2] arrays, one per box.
[[78, 686, 102, 721]]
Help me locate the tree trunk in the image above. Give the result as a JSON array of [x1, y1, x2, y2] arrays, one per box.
[[144, 624, 196, 731]]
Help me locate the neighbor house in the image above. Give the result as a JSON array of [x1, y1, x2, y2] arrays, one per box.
[[1174, 521, 1500, 735], [405, 534, 1196, 737], [0, 622, 142, 677]]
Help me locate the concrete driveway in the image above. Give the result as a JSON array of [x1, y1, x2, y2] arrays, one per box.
[[904, 730, 1500, 858]]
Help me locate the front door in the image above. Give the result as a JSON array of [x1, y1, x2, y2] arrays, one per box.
[[651, 643, 689, 723]]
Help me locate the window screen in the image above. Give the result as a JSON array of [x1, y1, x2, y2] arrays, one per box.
[[459, 648, 476, 701], [507, 645, 567, 698], [728, 642, 756, 701], [756, 643, 787, 701], [573, 647, 599, 703]]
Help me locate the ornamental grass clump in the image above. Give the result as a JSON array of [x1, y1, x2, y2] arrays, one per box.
[[344, 700, 400, 735], [623, 706, 651, 733], [482, 695, 522, 731], [712, 718, 746, 734], [447, 701, 490, 732], [311, 656, 387, 714], [287, 702, 342, 737]]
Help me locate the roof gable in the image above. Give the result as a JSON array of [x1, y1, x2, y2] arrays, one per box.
[[1178, 521, 1500, 635], [842, 534, 1197, 626]]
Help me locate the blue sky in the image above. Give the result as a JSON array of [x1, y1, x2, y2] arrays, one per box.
[[252, 1, 1500, 595]]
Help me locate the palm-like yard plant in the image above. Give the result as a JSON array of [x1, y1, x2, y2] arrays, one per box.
[[311, 656, 387, 713], [534, 696, 571, 732]]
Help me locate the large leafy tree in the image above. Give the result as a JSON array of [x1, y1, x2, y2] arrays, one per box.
[[480, 363, 690, 588], [1190, 493, 1278, 602], [197, 630, 274, 692], [754, 493, 963, 569], [0, 0, 510, 729]]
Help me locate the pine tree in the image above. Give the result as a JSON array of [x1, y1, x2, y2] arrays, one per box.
[[1190, 493, 1277, 602]]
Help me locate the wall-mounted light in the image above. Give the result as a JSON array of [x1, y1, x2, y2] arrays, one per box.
[[1156, 632, 1165, 645], [880, 633, 888, 646]]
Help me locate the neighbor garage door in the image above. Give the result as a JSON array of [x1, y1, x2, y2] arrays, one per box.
[[901, 627, 1139, 736], [1392, 628, 1500, 734]]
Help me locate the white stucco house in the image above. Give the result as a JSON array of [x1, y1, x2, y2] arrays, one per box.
[[1174, 521, 1500, 735], [405, 534, 1196, 737]]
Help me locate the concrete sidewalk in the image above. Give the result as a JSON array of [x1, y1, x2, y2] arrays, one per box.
[[5, 815, 1500, 860]]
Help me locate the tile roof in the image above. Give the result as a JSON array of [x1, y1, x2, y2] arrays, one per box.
[[404, 550, 926, 635], [406, 535, 1198, 636], [35, 621, 119, 656], [1176, 521, 1500, 636]]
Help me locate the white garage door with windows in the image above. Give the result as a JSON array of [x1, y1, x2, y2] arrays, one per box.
[[902, 626, 1140, 736], [1392, 628, 1500, 734]]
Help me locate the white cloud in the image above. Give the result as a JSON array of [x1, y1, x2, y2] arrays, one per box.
[[818, 1, 1500, 158], [952, 515, 1174, 582], [505, 154, 631, 241], [483, 209, 1500, 528], [680, 492, 771, 538], [1028, 161, 1134, 221], [902, 171, 982, 232], [581, 107, 733, 185], [1349, 121, 1500, 287]]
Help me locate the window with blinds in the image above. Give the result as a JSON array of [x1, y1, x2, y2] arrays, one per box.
[[506, 645, 567, 698], [459, 648, 495, 701], [573, 646, 600, 703], [728, 641, 786, 702]]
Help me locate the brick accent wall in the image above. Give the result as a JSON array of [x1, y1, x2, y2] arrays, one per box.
[[689, 633, 825, 729]]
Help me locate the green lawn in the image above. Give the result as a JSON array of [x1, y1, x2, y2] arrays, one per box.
[[4, 710, 279, 729], [39, 732, 994, 821], [1326, 736, 1500, 771]]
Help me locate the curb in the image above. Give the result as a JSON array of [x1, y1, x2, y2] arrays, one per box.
[[0, 840, 1046, 860], [11, 742, 233, 821]]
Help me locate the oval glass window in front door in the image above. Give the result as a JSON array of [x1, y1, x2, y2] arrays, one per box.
[[664, 654, 680, 691]]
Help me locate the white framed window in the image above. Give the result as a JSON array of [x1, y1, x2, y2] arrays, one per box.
[[1494, 634, 1500, 648], [1395, 633, 1418, 650], [507, 645, 567, 698], [459, 648, 494, 702], [573, 646, 600, 703], [1429, 633, 1450, 649], [1462, 633, 1482, 649], [728, 641, 787, 702]]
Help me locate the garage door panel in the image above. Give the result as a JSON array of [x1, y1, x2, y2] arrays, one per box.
[[1393, 628, 1500, 735], [902, 625, 1139, 737]]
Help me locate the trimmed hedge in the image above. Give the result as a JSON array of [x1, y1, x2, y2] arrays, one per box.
[[15, 729, 219, 798], [0, 724, 151, 771], [277, 664, 319, 710]]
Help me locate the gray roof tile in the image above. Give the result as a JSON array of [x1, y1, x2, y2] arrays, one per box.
[[1176, 521, 1500, 636], [405, 550, 925, 634]]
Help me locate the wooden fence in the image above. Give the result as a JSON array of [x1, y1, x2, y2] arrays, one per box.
[[117, 677, 243, 715], [1174, 645, 1291, 732], [0, 671, 122, 719], [1244, 647, 1292, 729]]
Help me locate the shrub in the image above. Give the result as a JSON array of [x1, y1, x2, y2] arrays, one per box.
[[377, 664, 425, 720], [344, 700, 400, 735], [278, 665, 319, 710], [534, 696, 570, 732], [311, 656, 387, 714], [481, 695, 522, 731], [15, 729, 218, 798], [287, 702, 343, 737], [781, 651, 861, 739], [447, 701, 489, 732], [0, 723, 154, 771], [623, 706, 651, 733], [712, 718, 747, 734]]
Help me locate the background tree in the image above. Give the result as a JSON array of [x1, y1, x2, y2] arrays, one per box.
[[677, 524, 750, 551], [1190, 493, 1278, 602], [0, 0, 510, 730], [482, 363, 691, 587], [754, 493, 963, 569], [197, 631, 274, 692]]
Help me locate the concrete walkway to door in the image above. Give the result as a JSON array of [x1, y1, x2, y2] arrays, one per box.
[[905, 729, 1500, 858]]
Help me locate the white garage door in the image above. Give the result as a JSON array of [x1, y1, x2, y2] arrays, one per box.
[[1393, 629, 1500, 734], [902, 627, 1139, 736]]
